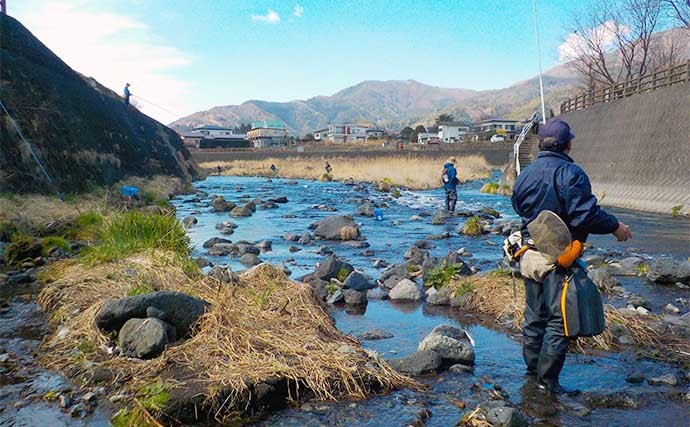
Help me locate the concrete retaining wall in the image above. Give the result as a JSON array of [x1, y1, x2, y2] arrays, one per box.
[[560, 82, 690, 214]]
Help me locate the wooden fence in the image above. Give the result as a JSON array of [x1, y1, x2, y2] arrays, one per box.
[[560, 60, 690, 114]]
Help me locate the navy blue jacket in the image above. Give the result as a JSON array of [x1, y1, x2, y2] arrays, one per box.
[[443, 163, 458, 191], [511, 151, 618, 242]]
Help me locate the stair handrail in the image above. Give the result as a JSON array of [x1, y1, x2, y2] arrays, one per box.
[[514, 117, 536, 176]]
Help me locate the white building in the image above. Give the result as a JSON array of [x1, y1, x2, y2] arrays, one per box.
[[477, 119, 520, 140], [313, 128, 328, 141], [318, 124, 383, 143], [365, 128, 385, 139], [416, 132, 438, 144], [438, 121, 472, 143], [247, 121, 289, 148]]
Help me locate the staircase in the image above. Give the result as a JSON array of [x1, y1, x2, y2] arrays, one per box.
[[513, 119, 540, 175]]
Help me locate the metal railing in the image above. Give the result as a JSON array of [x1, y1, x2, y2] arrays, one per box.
[[560, 60, 690, 114], [514, 119, 535, 176]]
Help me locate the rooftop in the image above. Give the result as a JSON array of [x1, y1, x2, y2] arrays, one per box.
[[478, 118, 519, 124], [194, 125, 233, 131]]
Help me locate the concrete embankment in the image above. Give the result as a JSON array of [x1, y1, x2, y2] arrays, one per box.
[[190, 142, 513, 167], [560, 82, 690, 214]]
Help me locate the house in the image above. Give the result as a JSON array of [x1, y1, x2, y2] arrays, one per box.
[[416, 132, 438, 144], [365, 128, 385, 139], [181, 125, 249, 149], [477, 119, 520, 140], [313, 128, 328, 141], [247, 120, 289, 148], [326, 124, 369, 143], [438, 121, 472, 143]]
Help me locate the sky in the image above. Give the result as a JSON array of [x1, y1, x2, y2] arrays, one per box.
[[12, 0, 598, 124]]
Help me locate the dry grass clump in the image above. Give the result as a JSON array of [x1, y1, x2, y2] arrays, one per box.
[[447, 271, 690, 362], [38, 252, 418, 421], [201, 155, 491, 189]]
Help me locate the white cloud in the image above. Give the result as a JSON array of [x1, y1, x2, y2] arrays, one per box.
[[252, 9, 280, 23], [294, 4, 304, 18], [14, 1, 194, 124], [558, 20, 626, 63]]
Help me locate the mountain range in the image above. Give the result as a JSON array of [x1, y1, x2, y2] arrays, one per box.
[[169, 62, 582, 136]]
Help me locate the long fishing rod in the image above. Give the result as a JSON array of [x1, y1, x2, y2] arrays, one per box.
[[532, 0, 547, 124], [131, 94, 180, 117]]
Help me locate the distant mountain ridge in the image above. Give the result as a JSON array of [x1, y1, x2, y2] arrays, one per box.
[[169, 63, 582, 136]]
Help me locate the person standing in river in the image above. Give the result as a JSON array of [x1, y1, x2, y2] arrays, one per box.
[[511, 118, 632, 394], [442, 157, 459, 212]]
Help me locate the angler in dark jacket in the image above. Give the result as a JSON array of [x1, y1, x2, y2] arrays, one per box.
[[443, 157, 459, 212], [511, 118, 631, 394]]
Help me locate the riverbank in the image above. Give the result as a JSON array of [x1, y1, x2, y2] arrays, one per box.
[[200, 154, 492, 190]]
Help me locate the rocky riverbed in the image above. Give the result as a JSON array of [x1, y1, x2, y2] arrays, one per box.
[[171, 175, 690, 426]]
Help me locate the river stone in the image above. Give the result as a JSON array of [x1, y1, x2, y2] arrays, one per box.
[[431, 210, 446, 225], [373, 259, 389, 269], [96, 291, 209, 338], [211, 196, 235, 212], [418, 324, 475, 366], [298, 232, 312, 245], [182, 216, 197, 228], [256, 240, 272, 251], [356, 329, 393, 341], [648, 373, 678, 386], [426, 287, 451, 305], [648, 258, 690, 284], [380, 263, 412, 282], [239, 253, 262, 267], [588, 268, 620, 293], [404, 245, 428, 261], [207, 243, 234, 256], [234, 242, 260, 256], [308, 281, 328, 301], [284, 233, 300, 242], [389, 279, 421, 301], [610, 256, 646, 276], [355, 203, 375, 217], [215, 221, 238, 230], [260, 202, 279, 209], [342, 271, 373, 291], [485, 404, 528, 427], [343, 289, 367, 305], [268, 196, 288, 203], [230, 206, 253, 217], [202, 237, 232, 248], [388, 350, 442, 376], [301, 255, 354, 282], [313, 215, 362, 241], [327, 290, 344, 305], [118, 317, 175, 359]]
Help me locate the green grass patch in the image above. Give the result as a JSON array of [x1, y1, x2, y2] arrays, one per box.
[[452, 281, 475, 296], [378, 177, 393, 192], [0, 222, 19, 242], [480, 207, 500, 218], [425, 262, 465, 290], [81, 211, 190, 264], [671, 205, 683, 217], [326, 281, 340, 295], [40, 236, 70, 256], [336, 267, 351, 282], [391, 188, 401, 198], [5, 234, 40, 266], [127, 283, 154, 297], [138, 379, 171, 412], [636, 263, 649, 275], [480, 182, 499, 194], [461, 217, 484, 237], [77, 340, 95, 355], [69, 211, 104, 241]]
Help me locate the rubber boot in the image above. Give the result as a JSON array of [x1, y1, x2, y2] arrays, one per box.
[[522, 344, 541, 376], [536, 352, 579, 395]]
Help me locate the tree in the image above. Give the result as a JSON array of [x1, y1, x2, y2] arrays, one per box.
[[303, 133, 314, 141], [412, 125, 427, 143], [435, 114, 455, 125], [400, 126, 414, 142], [663, 0, 690, 28], [566, 0, 663, 89]]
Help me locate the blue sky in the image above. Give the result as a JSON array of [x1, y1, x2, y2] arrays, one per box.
[[13, 0, 586, 122]]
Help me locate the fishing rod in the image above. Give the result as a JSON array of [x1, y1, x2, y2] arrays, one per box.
[[532, 0, 547, 124], [131, 94, 181, 117]]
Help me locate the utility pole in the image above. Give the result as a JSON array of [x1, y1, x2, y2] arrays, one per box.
[[1, 0, 6, 15]]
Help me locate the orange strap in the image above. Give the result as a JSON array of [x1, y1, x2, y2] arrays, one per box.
[[557, 240, 583, 269], [512, 245, 530, 260], [561, 278, 570, 337]]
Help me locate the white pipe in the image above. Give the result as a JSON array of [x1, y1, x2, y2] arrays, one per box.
[[532, 0, 547, 124]]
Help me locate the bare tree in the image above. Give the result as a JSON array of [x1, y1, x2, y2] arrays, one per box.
[[566, 0, 663, 89], [663, 0, 690, 28]]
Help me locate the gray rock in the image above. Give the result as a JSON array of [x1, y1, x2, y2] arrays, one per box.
[[313, 215, 362, 241], [308, 281, 328, 301], [426, 287, 451, 306], [58, 394, 72, 409], [229, 206, 253, 217], [343, 289, 367, 305], [268, 196, 288, 204], [485, 405, 528, 427], [389, 279, 421, 301], [366, 287, 389, 300], [418, 324, 475, 366], [215, 221, 238, 230], [298, 232, 312, 245], [96, 291, 209, 338], [118, 318, 174, 359], [388, 350, 442, 376], [342, 271, 373, 291], [207, 243, 235, 256], [382, 274, 405, 290], [448, 364, 474, 373], [260, 202, 279, 209], [327, 290, 344, 304], [193, 255, 210, 269], [256, 240, 272, 251], [588, 268, 620, 293], [610, 256, 646, 275], [7, 272, 32, 286], [663, 303, 680, 314], [234, 242, 260, 256], [202, 237, 232, 248], [431, 210, 446, 225], [343, 240, 370, 248], [355, 203, 375, 217], [211, 196, 236, 212], [373, 259, 389, 269], [404, 245, 428, 261], [301, 255, 354, 282], [283, 233, 300, 242], [356, 329, 393, 341], [627, 295, 651, 310], [648, 258, 690, 284], [81, 392, 97, 406], [239, 253, 262, 266], [648, 373, 678, 386], [625, 372, 645, 383], [289, 245, 302, 253], [379, 263, 412, 282]]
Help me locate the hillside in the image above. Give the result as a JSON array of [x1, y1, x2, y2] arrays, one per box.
[[170, 68, 577, 136], [0, 15, 201, 194]]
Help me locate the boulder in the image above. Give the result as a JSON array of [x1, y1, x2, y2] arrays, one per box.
[[313, 215, 362, 241], [431, 210, 446, 225], [388, 350, 442, 376], [389, 279, 421, 301], [648, 258, 690, 284], [239, 253, 262, 267], [207, 243, 234, 256], [327, 290, 344, 305], [229, 206, 253, 217], [426, 287, 451, 306], [301, 255, 354, 282], [343, 289, 367, 305], [260, 202, 279, 209], [298, 232, 312, 245], [268, 196, 288, 204], [283, 233, 300, 242], [182, 216, 197, 228], [96, 291, 209, 338], [256, 240, 272, 251], [215, 221, 238, 230], [610, 256, 646, 276], [418, 324, 475, 366], [648, 373, 678, 386], [202, 237, 232, 248], [485, 403, 528, 427], [211, 196, 235, 213], [234, 242, 260, 256], [373, 259, 389, 269], [356, 329, 393, 341], [289, 246, 302, 253], [380, 263, 412, 283], [342, 271, 373, 291], [588, 268, 620, 293], [118, 317, 175, 359], [355, 203, 375, 217]]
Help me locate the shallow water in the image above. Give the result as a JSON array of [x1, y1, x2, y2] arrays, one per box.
[[174, 176, 690, 426]]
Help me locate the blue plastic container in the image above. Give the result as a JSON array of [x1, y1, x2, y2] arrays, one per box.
[[374, 208, 384, 221], [121, 186, 140, 197]]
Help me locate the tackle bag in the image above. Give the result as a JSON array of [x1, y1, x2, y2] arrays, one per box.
[[557, 266, 606, 338]]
